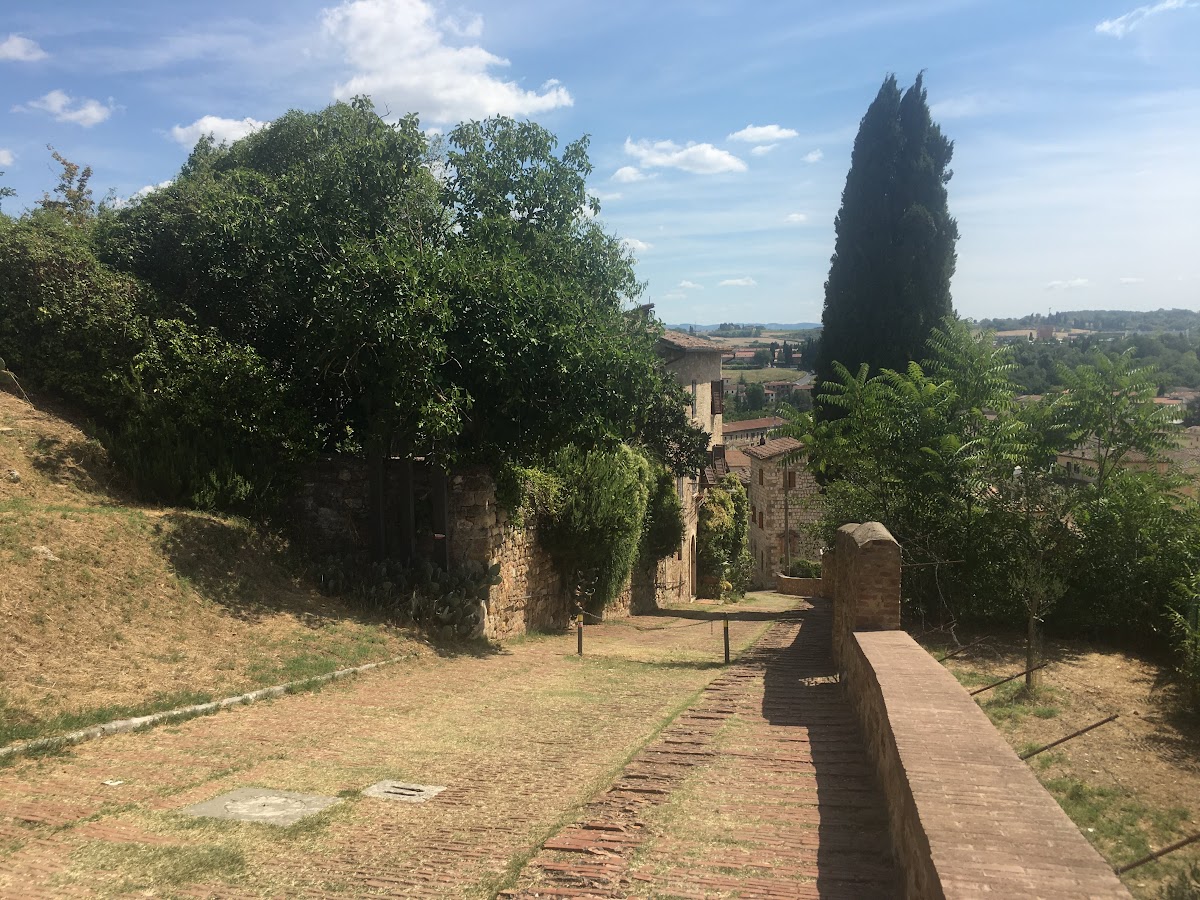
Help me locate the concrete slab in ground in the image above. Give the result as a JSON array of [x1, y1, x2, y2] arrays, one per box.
[[181, 787, 341, 826], [363, 781, 445, 803]]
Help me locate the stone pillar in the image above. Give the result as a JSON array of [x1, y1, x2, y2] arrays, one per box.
[[831, 522, 901, 667]]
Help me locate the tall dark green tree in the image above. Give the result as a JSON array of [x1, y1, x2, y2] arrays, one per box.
[[815, 73, 958, 418]]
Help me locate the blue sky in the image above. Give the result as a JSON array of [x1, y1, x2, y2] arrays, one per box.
[[1, 0, 1198, 323]]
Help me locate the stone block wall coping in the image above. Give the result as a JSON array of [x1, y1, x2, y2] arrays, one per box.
[[837, 520, 896, 549], [846, 629, 1132, 899]]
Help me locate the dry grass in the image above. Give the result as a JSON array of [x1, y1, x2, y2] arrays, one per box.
[[0, 391, 417, 746], [924, 630, 1200, 898], [0, 599, 789, 897]]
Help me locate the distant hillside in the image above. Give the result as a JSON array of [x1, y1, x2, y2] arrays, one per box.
[[668, 323, 822, 332], [978, 309, 1200, 334]]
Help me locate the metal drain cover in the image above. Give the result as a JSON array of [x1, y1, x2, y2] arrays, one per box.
[[364, 780, 445, 803], [181, 787, 342, 826]]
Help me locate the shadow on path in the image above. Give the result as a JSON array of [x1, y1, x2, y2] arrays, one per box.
[[761, 598, 899, 897]]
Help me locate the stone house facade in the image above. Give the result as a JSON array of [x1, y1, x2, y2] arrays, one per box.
[[746, 437, 824, 589], [658, 331, 725, 600]]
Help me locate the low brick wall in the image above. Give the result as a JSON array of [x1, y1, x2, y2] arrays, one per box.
[[832, 521, 1131, 899], [843, 632, 1131, 899], [774, 574, 823, 596]]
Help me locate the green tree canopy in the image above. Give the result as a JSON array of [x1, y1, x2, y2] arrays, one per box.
[[438, 116, 706, 476], [99, 98, 461, 460], [815, 73, 958, 417]]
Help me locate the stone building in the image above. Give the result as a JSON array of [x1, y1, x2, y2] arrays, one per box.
[[723, 416, 786, 449], [657, 331, 725, 600], [746, 437, 824, 589]]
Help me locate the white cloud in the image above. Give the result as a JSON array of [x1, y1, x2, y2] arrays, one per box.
[[0, 34, 47, 62], [660, 291, 686, 301], [612, 166, 647, 183], [931, 95, 993, 119], [624, 138, 746, 175], [719, 277, 757, 287], [802, 149, 823, 163], [0, 149, 13, 167], [592, 190, 622, 201], [134, 180, 173, 199], [170, 115, 268, 147], [728, 124, 798, 143], [621, 237, 653, 253], [1119, 276, 1145, 284], [679, 280, 704, 290], [1096, 0, 1197, 37], [18, 90, 113, 127], [1046, 278, 1090, 290], [323, 0, 572, 123], [785, 212, 808, 224], [751, 144, 777, 156]]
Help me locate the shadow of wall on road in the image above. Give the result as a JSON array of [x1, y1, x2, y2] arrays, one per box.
[[761, 598, 900, 897]]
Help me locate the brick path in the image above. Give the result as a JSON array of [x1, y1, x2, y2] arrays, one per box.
[[505, 601, 898, 898], [0, 597, 896, 898]]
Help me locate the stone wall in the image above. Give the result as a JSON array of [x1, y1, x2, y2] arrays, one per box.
[[832, 521, 1132, 899], [774, 574, 823, 596], [447, 467, 570, 639], [294, 459, 689, 641]]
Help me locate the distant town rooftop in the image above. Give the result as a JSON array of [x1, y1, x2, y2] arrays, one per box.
[[745, 436, 804, 459], [723, 416, 786, 434], [659, 330, 722, 352]]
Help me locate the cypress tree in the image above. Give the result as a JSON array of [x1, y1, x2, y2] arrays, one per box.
[[815, 73, 958, 415]]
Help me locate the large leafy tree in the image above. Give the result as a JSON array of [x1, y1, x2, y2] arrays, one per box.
[[100, 98, 462, 462], [439, 117, 706, 476], [815, 73, 958, 418]]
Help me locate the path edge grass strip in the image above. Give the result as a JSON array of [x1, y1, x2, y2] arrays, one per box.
[[0, 654, 411, 763]]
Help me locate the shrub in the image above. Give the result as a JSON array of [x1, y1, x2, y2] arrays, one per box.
[[541, 444, 652, 612], [697, 474, 752, 600], [639, 468, 685, 564], [785, 559, 822, 578]]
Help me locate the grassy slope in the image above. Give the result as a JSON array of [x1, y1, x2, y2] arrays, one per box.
[[923, 632, 1200, 898], [0, 390, 419, 747]]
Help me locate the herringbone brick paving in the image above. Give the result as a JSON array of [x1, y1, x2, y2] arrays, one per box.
[[0, 597, 896, 897], [504, 601, 898, 898]]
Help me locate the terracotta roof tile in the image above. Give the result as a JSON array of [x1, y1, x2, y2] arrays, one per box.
[[659, 330, 722, 351], [745, 436, 804, 459], [723, 416, 786, 434]]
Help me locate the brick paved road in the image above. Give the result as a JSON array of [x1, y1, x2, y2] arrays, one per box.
[[0, 597, 896, 898], [505, 600, 898, 899]]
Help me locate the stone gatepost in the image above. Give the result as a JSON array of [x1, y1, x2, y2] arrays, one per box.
[[831, 522, 901, 668]]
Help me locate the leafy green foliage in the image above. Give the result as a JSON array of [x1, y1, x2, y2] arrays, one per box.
[[35, 147, 95, 227], [439, 117, 706, 476], [784, 559, 822, 578], [0, 217, 310, 509], [697, 474, 752, 599], [808, 318, 1200, 670], [816, 73, 958, 415], [639, 468, 685, 564], [100, 98, 461, 460], [541, 445, 652, 612]]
